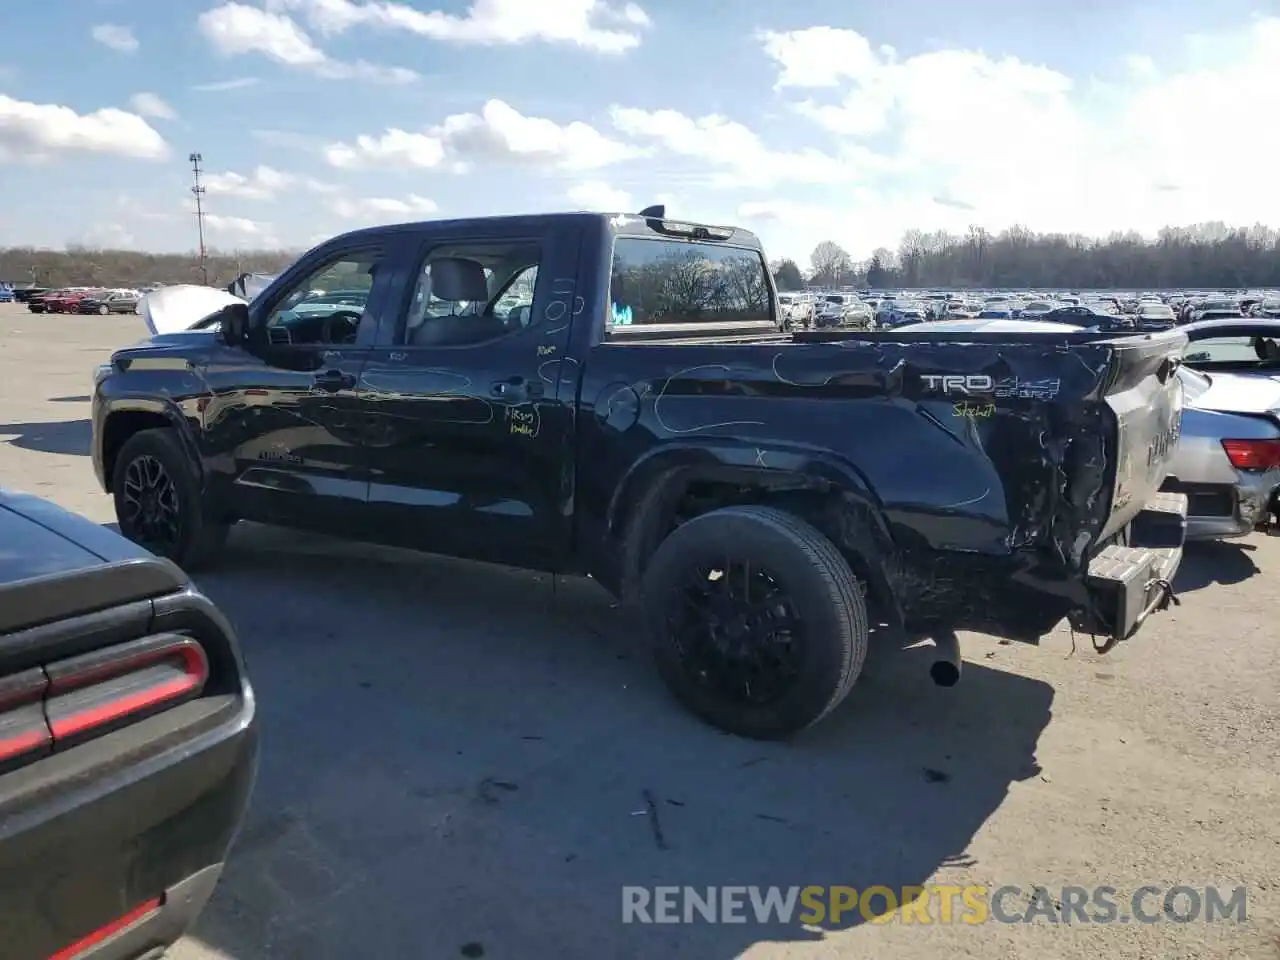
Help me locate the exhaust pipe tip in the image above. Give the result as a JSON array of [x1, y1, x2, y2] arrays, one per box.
[[929, 631, 962, 687], [929, 660, 961, 687]]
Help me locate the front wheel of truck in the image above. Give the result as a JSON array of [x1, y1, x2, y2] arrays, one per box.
[[641, 505, 868, 739], [112, 428, 229, 571]]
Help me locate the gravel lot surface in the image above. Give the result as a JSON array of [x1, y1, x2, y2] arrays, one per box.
[[1, 303, 1277, 960]]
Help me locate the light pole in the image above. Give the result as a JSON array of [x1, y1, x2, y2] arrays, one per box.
[[190, 153, 209, 285]]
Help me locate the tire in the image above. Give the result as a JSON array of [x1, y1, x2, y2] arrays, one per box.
[[641, 505, 868, 739], [98, 304, 109, 315], [112, 428, 229, 570]]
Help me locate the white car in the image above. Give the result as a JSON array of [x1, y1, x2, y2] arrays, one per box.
[[813, 294, 857, 328], [777, 293, 814, 328]]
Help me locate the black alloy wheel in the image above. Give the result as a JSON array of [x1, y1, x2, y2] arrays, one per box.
[[112, 428, 230, 569], [642, 505, 868, 739], [119, 453, 182, 555], [671, 558, 805, 708]]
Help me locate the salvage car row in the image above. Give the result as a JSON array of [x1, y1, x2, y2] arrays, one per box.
[[5, 207, 1276, 959], [777, 288, 1280, 332], [21, 286, 143, 315]]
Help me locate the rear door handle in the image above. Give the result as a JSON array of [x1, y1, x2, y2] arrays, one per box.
[[313, 370, 356, 393], [491, 377, 543, 401]]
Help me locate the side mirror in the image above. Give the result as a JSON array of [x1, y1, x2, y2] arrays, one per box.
[[218, 302, 251, 347]]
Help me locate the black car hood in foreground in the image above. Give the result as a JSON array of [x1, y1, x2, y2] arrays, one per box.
[[0, 489, 151, 585]]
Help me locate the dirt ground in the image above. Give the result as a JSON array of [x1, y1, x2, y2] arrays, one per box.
[[1, 303, 1277, 960]]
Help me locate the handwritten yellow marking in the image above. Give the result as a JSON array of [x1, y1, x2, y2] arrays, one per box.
[[507, 406, 540, 438], [953, 401, 996, 419]]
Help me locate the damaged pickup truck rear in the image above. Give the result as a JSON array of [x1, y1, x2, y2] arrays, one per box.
[[94, 209, 1187, 739]]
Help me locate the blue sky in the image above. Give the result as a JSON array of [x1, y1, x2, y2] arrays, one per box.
[[2, 0, 1278, 263]]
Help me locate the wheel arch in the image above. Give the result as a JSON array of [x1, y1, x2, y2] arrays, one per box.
[[611, 440, 904, 625], [101, 399, 204, 493]]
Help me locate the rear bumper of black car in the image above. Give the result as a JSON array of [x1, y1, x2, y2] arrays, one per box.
[[0, 708, 257, 959], [0, 559, 257, 960], [1079, 491, 1187, 645]]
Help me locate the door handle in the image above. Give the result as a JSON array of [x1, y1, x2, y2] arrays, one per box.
[[490, 377, 543, 401], [313, 370, 356, 393]]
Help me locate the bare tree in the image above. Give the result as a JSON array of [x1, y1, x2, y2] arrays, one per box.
[[810, 241, 853, 287]]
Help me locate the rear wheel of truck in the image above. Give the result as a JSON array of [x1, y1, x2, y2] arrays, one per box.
[[112, 428, 229, 571], [641, 505, 868, 739]]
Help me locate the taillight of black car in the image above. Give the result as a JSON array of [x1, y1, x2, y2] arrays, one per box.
[[0, 669, 53, 772], [46, 634, 210, 748], [0, 558, 247, 777], [0, 633, 212, 772]]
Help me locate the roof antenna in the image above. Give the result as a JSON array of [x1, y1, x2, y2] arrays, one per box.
[[638, 204, 665, 219]]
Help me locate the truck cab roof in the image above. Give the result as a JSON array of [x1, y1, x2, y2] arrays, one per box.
[[325, 210, 765, 254]]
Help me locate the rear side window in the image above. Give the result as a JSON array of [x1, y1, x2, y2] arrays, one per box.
[[609, 236, 773, 326]]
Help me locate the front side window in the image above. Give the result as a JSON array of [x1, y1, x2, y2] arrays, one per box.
[[264, 252, 380, 346], [609, 236, 772, 326]]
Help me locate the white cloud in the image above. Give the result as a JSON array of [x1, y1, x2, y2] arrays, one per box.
[[192, 76, 261, 91], [608, 106, 879, 188], [1123, 54, 1159, 81], [326, 99, 636, 171], [567, 180, 632, 211], [326, 129, 445, 169], [329, 193, 438, 221], [79, 222, 138, 249], [198, 2, 418, 84], [269, 0, 650, 53], [204, 165, 336, 200], [129, 93, 177, 120], [91, 24, 139, 54], [758, 27, 880, 90], [205, 213, 266, 235], [0, 94, 168, 162], [732, 18, 1280, 259], [205, 165, 290, 200]]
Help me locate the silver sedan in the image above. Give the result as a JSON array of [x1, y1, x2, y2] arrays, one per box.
[[1164, 367, 1280, 539]]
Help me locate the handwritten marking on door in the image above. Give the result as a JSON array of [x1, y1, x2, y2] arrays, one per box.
[[506, 405, 541, 438]]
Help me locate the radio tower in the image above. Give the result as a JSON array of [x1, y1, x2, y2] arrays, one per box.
[[189, 153, 209, 285]]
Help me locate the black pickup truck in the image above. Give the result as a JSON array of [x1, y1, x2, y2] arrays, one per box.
[[0, 489, 256, 959], [92, 209, 1187, 738]]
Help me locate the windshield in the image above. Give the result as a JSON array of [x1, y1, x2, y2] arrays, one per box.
[[609, 235, 773, 326]]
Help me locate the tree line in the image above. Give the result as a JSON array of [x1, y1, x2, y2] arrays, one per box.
[[9, 220, 1280, 293], [0, 246, 297, 290], [771, 222, 1280, 291]]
